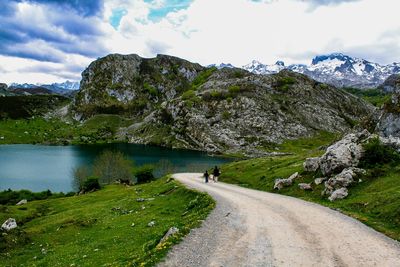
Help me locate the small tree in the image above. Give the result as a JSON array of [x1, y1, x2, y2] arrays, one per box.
[[93, 150, 134, 185], [82, 176, 101, 192], [72, 165, 91, 191]]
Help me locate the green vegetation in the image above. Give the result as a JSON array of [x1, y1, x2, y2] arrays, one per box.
[[0, 95, 70, 119], [0, 115, 134, 145], [0, 177, 215, 266], [143, 82, 159, 96], [344, 87, 390, 107], [0, 189, 74, 205], [359, 137, 400, 168], [219, 132, 400, 241], [135, 165, 156, 184], [276, 76, 296, 92], [191, 67, 217, 89], [181, 89, 201, 107]]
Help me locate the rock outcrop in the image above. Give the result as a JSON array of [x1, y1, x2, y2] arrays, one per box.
[[73, 53, 374, 155], [378, 86, 400, 138], [303, 131, 371, 201], [1, 218, 17, 231], [378, 74, 400, 93]]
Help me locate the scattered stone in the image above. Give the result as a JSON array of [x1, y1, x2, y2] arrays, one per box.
[[328, 188, 348, 201], [159, 227, 179, 243], [303, 157, 320, 172], [298, 183, 312, 190], [314, 177, 327, 185], [94, 248, 99, 252], [288, 172, 299, 181], [0, 136, 4, 140], [16, 199, 27, 206], [1, 218, 17, 231], [147, 221, 155, 227], [131, 223, 135, 227], [324, 167, 366, 195], [273, 178, 293, 190], [83, 255, 87, 258], [136, 198, 145, 202], [41, 248, 47, 255], [274, 172, 299, 190]]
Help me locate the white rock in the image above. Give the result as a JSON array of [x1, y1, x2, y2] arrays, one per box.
[[148, 221, 155, 227], [16, 199, 27, 206], [314, 177, 327, 185], [273, 178, 293, 190], [319, 130, 369, 176], [159, 227, 179, 243], [329, 188, 348, 201], [298, 183, 312, 190], [303, 157, 320, 172], [1, 218, 17, 231]]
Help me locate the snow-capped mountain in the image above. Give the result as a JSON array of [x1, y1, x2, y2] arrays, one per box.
[[209, 63, 236, 69], [241, 53, 400, 88], [9, 80, 79, 96]]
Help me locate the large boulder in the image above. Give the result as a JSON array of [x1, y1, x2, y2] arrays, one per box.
[[319, 130, 369, 176], [1, 218, 17, 231]]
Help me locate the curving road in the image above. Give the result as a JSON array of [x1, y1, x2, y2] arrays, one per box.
[[158, 173, 400, 267]]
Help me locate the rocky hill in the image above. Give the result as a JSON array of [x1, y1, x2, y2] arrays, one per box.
[[73, 54, 374, 156]]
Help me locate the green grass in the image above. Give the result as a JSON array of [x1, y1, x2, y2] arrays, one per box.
[[219, 132, 400, 241], [0, 177, 215, 266], [0, 115, 134, 145], [344, 87, 391, 107]]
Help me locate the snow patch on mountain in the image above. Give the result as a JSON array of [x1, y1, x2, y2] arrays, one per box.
[[240, 53, 400, 89]]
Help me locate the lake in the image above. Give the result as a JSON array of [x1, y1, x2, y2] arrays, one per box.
[[0, 143, 232, 192]]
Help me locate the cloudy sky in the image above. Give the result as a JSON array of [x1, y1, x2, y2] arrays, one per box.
[[0, 0, 399, 84]]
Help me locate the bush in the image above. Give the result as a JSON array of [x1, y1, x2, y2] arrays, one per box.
[[228, 85, 241, 96], [72, 165, 91, 191], [359, 138, 400, 167], [82, 177, 101, 192], [135, 165, 155, 184], [93, 150, 134, 184], [192, 67, 217, 89], [0, 189, 70, 205]]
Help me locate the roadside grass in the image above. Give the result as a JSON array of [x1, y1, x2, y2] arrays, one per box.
[[220, 132, 400, 241], [0, 115, 133, 145], [0, 177, 215, 266]]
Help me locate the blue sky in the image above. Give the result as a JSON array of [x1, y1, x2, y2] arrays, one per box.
[[0, 0, 399, 83]]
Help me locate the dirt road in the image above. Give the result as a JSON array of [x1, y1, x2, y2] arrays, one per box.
[[159, 173, 400, 267]]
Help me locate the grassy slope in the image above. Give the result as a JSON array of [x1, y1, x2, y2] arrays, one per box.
[[0, 115, 134, 145], [219, 132, 400, 241], [0, 177, 215, 266]]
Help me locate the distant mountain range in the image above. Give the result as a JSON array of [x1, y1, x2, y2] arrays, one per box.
[[213, 53, 400, 89], [7, 81, 79, 97]]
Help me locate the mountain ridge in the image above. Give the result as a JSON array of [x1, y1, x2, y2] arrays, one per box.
[[214, 53, 400, 89]]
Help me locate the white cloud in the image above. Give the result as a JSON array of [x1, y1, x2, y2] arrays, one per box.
[[1, 0, 400, 84]]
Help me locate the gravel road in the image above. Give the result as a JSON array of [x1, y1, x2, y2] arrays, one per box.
[[158, 173, 400, 267]]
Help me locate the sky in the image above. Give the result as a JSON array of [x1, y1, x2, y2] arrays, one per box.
[[0, 0, 399, 84]]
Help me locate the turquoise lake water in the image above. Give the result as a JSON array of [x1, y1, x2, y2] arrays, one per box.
[[0, 143, 231, 192]]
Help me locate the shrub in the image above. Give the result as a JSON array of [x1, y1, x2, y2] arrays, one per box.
[[72, 165, 91, 191], [231, 71, 245, 79], [135, 164, 155, 183], [359, 138, 400, 167], [276, 76, 296, 91], [82, 177, 101, 192], [222, 111, 231, 120], [192, 67, 217, 89], [228, 85, 241, 96], [93, 150, 134, 184], [143, 82, 158, 96]]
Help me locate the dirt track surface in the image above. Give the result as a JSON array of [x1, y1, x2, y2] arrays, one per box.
[[158, 173, 400, 267]]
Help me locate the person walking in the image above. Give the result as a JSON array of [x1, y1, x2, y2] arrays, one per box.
[[213, 166, 220, 182], [204, 170, 209, 183]]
